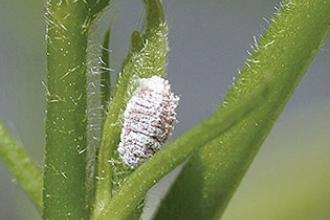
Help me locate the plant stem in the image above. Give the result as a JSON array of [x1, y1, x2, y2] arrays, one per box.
[[0, 123, 43, 210], [44, 1, 91, 219]]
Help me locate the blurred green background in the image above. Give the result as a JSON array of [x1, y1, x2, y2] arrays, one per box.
[[0, 0, 329, 219]]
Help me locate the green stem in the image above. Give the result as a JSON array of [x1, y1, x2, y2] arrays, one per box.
[[155, 1, 330, 219], [100, 86, 269, 220], [0, 123, 43, 210], [44, 1, 91, 219]]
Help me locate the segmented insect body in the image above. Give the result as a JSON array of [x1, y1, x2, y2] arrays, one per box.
[[118, 76, 179, 168]]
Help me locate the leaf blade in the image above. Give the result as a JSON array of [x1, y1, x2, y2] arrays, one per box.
[[100, 85, 269, 220], [155, 1, 330, 219], [100, 28, 112, 109], [92, 0, 168, 218], [0, 122, 43, 210]]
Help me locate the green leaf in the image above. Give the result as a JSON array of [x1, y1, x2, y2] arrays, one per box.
[[222, 120, 330, 220], [92, 0, 168, 218], [100, 28, 112, 110], [87, 0, 112, 20], [155, 1, 330, 219], [44, 1, 91, 219], [100, 85, 269, 220], [0, 122, 43, 211]]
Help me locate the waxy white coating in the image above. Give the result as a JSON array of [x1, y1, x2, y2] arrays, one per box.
[[118, 76, 179, 168]]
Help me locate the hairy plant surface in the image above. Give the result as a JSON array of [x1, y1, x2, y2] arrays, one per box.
[[0, 0, 329, 219]]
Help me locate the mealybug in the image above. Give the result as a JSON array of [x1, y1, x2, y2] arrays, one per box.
[[118, 76, 179, 168]]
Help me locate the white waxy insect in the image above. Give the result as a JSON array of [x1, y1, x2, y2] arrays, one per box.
[[118, 76, 179, 168]]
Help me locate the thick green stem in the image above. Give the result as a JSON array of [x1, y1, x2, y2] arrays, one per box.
[[44, 1, 91, 219], [0, 123, 43, 210], [155, 1, 330, 219]]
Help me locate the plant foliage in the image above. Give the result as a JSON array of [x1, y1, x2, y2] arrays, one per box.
[[0, 0, 329, 219]]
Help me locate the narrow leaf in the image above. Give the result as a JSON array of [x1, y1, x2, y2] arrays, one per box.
[[100, 28, 112, 109], [92, 0, 168, 218], [155, 1, 330, 219], [88, 0, 112, 20], [0, 122, 43, 210], [100, 85, 269, 220]]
